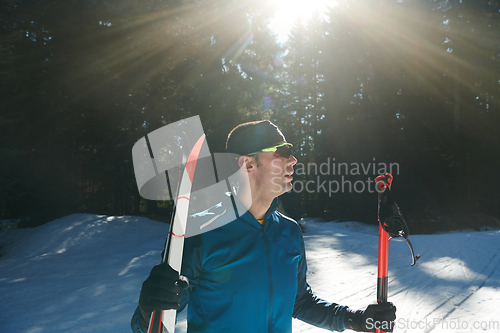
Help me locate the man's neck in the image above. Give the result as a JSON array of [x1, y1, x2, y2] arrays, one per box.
[[235, 179, 275, 221], [248, 195, 274, 221]]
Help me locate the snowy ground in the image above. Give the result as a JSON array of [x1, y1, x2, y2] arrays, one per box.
[[1, 214, 499, 333]]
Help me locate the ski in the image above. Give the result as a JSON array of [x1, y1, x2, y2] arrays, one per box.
[[147, 134, 206, 333]]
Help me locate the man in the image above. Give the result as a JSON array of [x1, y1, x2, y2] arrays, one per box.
[[131, 120, 396, 332]]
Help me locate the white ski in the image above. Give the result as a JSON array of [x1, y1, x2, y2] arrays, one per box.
[[148, 134, 206, 333]]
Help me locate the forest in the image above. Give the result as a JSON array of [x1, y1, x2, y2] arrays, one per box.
[[1, 0, 499, 233]]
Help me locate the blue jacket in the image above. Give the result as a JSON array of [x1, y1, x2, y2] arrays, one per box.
[[132, 198, 348, 332]]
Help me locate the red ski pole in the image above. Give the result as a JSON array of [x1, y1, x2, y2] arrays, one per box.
[[375, 174, 392, 333], [374, 173, 420, 333]]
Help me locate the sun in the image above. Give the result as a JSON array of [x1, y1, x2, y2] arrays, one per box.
[[269, 0, 337, 42]]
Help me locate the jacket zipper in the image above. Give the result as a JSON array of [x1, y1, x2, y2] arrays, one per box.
[[263, 224, 273, 332]]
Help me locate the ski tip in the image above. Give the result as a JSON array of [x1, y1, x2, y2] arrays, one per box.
[[185, 134, 207, 183]]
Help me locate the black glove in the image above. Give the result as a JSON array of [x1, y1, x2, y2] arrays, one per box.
[[137, 262, 189, 330], [344, 302, 396, 332]]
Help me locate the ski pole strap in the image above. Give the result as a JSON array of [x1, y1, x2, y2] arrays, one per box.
[[376, 173, 420, 266]]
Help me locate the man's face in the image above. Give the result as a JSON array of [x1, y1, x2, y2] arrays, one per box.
[[251, 148, 297, 197]]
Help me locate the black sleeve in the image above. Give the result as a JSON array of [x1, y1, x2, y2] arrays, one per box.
[[130, 306, 147, 333], [292, 231, 349, 332]]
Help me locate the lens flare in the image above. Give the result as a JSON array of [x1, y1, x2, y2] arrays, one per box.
[[261, 95, 273, 111], [273, 51, 285, 68]]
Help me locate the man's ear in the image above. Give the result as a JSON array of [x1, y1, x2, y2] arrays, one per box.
[[237, 155, 255, 173]]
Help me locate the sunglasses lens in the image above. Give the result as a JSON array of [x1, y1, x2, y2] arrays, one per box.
[[276, 145, 293, 158]]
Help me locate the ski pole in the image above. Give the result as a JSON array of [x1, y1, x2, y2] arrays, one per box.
[[375, 174, 391, 333], [374, 173, 420, 333]]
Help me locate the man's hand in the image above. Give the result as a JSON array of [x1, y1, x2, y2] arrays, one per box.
[[139, 262, 189, 314], [344, 302, 396, 332]]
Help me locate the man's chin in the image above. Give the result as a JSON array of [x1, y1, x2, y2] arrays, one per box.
[[270, 185, 291, 196], [281, 182, 294, 195]]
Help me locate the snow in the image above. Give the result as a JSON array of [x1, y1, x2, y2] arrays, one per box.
[[1, 214, 499, 333]]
